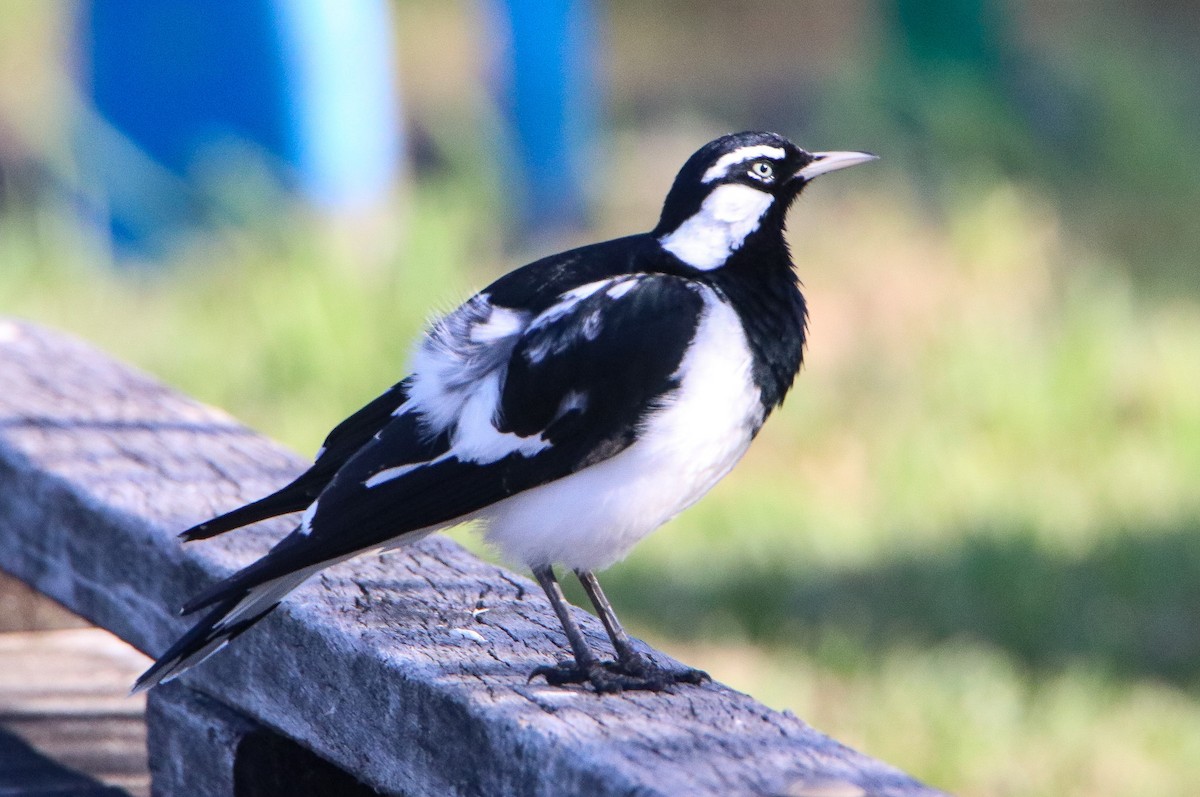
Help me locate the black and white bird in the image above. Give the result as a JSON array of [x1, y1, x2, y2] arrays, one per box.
[[134, 131, 875, 694]]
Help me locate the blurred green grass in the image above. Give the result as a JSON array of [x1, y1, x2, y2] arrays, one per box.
[[3, 163, 1199, 796]]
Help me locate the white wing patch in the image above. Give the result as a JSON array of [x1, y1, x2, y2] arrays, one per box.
[[450, 372, 550, 463], [523, 276, 642, 364], [659, 183, 775, 270], [298, 499, 319, 535], [701, 144, 786, 183], [605, 276, 640, 300], [390, 398, 416, 418], [469, 305, 527, 343], [529, 279, 612, 331], [407, 295, 529, 434], [364, 459, 430, 488], [554, 389, 588, 420], [402, 281, 639, 469]]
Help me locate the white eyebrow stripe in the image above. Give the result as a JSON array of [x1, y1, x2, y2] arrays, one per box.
[[701, 145, 786, 183]]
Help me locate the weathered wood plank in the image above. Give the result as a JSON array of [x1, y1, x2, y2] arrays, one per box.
[[0, 628, 150, 797], [0, 318, 944, 797], [0, 571, 89, 633], [146, 682, 386, 797]]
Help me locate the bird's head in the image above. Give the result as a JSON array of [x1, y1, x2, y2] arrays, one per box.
[[654, 131, 876, 271]]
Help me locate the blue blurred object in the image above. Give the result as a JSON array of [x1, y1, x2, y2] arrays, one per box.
[[79, 0, 401, 258], [497, 0, 601, 239]]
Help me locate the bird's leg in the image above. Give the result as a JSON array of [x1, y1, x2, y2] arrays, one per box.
[[573, 569, 643, 669], [528, 565, 706, 693], [530, 564, 601, 674], [574, 569, 710, 689]]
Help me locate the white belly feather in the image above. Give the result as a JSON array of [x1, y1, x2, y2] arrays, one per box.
[[481, 288, 764, 571]]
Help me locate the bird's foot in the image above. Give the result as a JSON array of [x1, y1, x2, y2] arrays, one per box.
[[529, 657, 710, 694]]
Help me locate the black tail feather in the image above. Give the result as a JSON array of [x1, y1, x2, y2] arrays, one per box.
[[132, 593, 265, 693], [134, 557, 319, 693], [179, 486, 311, 542], [179, 566, 261, 616]]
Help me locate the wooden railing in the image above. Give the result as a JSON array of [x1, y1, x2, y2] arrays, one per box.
[[0, 318, 943, 797]]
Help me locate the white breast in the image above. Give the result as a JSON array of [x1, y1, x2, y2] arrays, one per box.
[[481, 286, 764, 572]]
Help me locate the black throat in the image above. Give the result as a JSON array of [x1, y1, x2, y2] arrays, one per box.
[[658, 210, 808, 417], [711, 231, 807, 416]]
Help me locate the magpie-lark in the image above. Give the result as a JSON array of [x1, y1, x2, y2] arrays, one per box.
[[134, 131, 875, 694]]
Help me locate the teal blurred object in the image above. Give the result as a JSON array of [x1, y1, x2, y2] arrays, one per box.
[[894, 0, 1004, 72], [78, 0, 401, 258]]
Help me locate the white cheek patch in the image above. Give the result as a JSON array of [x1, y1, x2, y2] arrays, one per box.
[[659, 183, 775, 270], [701, 144, 786, 183]]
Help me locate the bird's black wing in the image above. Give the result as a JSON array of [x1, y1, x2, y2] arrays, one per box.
[[314, 378, 413, 463], [181, 275, 707, 613], [482, 233, 657, 309], [496, 275, 706, 465], [179, 378, 415, 541]]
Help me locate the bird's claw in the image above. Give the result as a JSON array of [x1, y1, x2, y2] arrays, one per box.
[[529, 658, 710, 694]]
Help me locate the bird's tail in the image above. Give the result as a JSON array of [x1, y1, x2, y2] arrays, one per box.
[[131, 567, 316, 694], [179, 487, 313, 542]]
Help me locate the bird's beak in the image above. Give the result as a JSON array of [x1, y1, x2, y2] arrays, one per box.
[[793, 151, 878, 182]]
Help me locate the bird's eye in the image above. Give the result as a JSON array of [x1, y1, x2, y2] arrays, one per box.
[[750, 161, 774, 180]]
